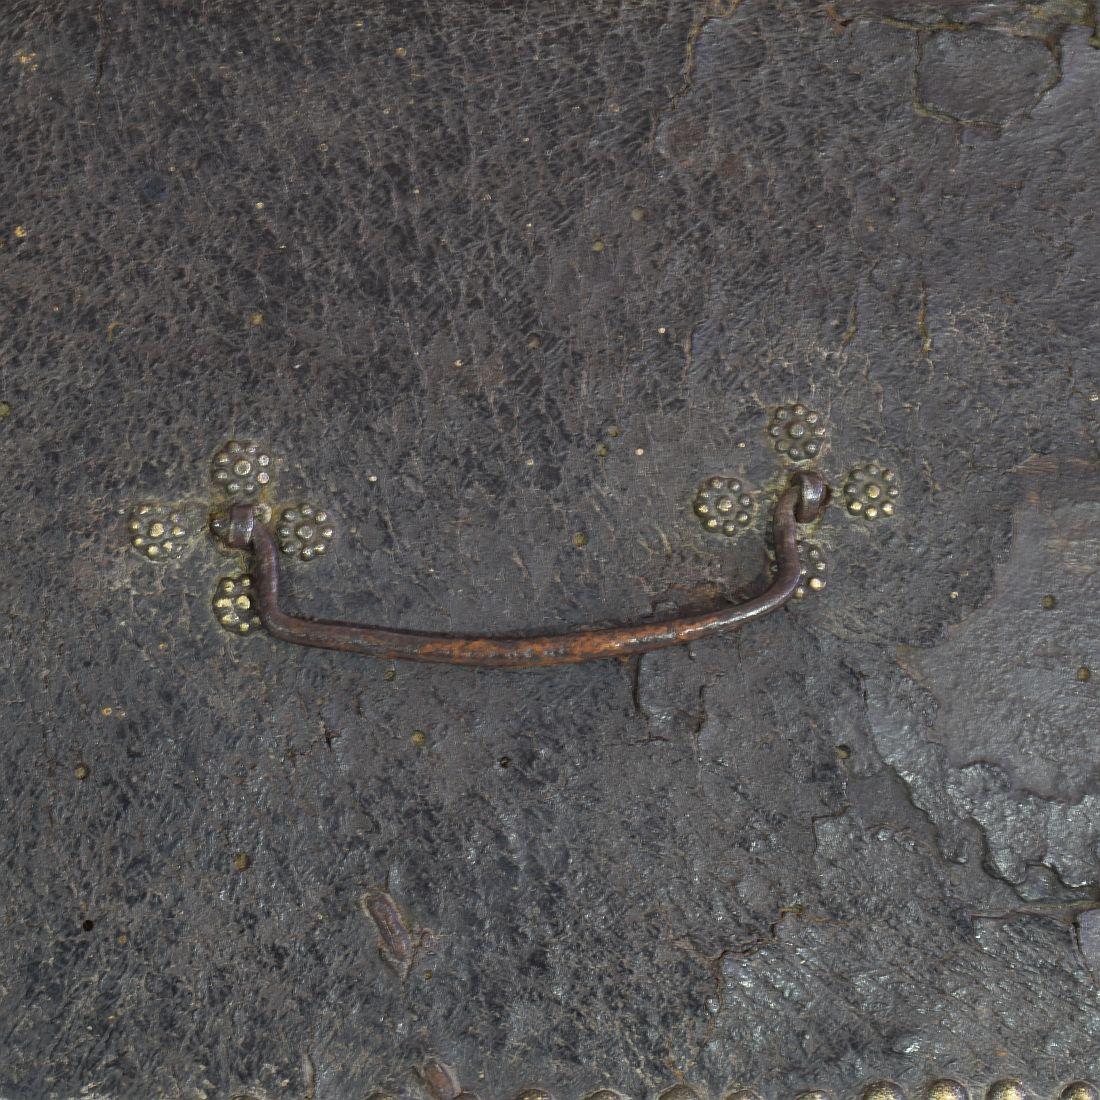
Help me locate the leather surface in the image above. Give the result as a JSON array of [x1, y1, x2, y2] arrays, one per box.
[[1, 1, 1099, 1097]]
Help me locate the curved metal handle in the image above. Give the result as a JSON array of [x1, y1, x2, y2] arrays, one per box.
[[213, 471, 828, 669]]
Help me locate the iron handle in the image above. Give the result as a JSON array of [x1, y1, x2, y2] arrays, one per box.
[[213, 471, 828, 669]]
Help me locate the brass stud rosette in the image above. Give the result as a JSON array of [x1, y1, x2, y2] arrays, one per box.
[[128, 503, 192, 561], [693, 475, 756, 536], [771, 539, 827, 599], [212, 574, 260, 635], [275, 502, 335, 561], [767, 402, 826, 462], [842, 462, 900, 520], [211, 439, 273, 499]]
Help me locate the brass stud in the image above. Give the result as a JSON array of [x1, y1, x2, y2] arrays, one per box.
[[986, 1083, 1026, 1100], [862, 1084, 905, 1100], [658, 1087, 703, 1100], [1060, 1084, 1099, 1100], [925, 1081, 967, 1100]]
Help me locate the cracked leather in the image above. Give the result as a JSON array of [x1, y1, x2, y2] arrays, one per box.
[[1, 1, 1099, 1098]]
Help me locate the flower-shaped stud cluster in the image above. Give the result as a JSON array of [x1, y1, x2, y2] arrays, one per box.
[[842, 463, 899, 520], [794, 541, 827, 599], [276, 503, 335, 561], [768, 402, 827, 462], [693, 476, 756, 536], [771, 540, 827, 599], [212, 574, 260, 635], [128, 503, 192, 560], [130, 441, 346, 640], [211, 440, 273, 499]]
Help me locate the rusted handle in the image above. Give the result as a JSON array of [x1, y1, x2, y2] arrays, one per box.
[[213, 471, 827, 668]]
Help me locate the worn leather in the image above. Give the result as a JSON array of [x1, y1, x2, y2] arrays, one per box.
[[1, 1, 1099, 1096]]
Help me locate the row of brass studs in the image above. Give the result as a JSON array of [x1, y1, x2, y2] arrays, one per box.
[[371, 1079, 1096, 1100]]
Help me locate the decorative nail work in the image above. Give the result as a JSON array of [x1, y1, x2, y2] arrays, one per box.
[[772, 539, 826, 599], [863, 1084, 905, 1100], [355, 1080, 1098, 1100], [767, 402, 826, 462], [987, 1084, 1027, 1100], [276, 502, 335, 561], [794, 541, 827, 598], [212, 574, 259, 635], [1061, 1085, 1099, 1100], [127, 503, 192, 561], [925, 1082, 969, 1100], [842, 462, 900, 520], [693, 475, 756, 536], [211, 440, 273, 499], [130, 423, 913, 656]]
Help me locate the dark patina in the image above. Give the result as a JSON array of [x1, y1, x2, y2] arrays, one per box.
[[2, 1, 1099, 1098]]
